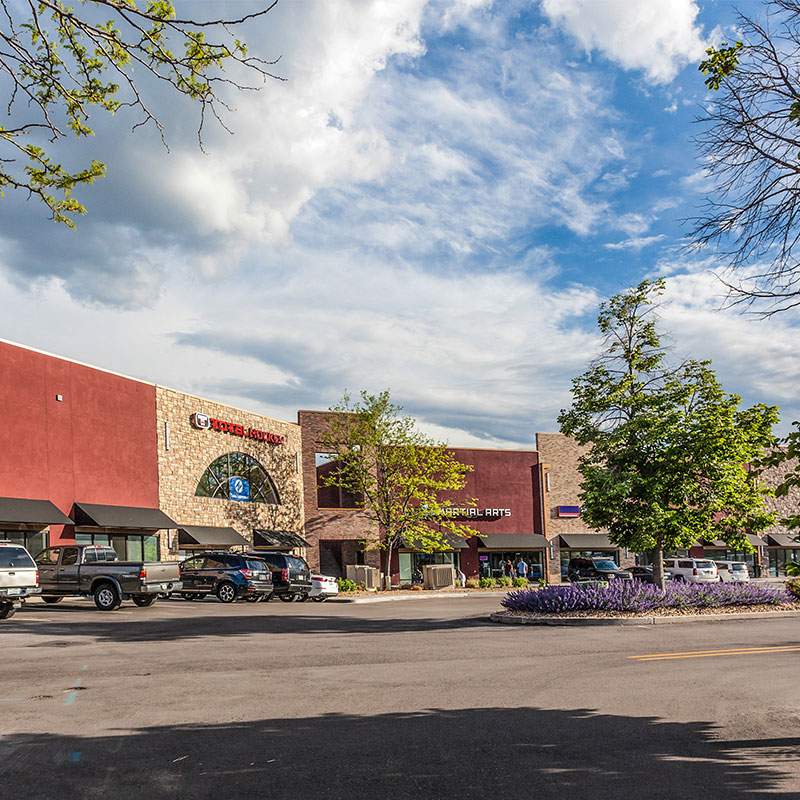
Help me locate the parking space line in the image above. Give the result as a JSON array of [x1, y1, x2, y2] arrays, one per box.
[[630, 644, 800, 662]]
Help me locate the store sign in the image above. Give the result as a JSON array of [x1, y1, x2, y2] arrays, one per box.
[[229, 476, 251, 502], [190, 412, 285, 444], [439, 507, 511, 520], [557, 505, 581, 518]]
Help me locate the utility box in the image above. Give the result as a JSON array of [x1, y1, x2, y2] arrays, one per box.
[[346, 564, 380, 590], [424, 564, 455, 590]]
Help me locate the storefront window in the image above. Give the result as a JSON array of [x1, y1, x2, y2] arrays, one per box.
[[0, 530, 48, 556], [768, 548, 800, 577], [75, 533, 159, 562], [480, 551, 543, 580], [399, 551, 460, 584], [196, 452, 280, 504]]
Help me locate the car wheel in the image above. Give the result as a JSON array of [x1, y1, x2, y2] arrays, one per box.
[[181, 592, 196, 601], [312, 596, 327, 602], [0, 602, 16, 620], [296, 594, 309, 602], [278, 593, 295, 602], [132, 595, 157, 607], [41, 596, 63, 604], [93, 582, 120, 611], [245, 594, 261, 603], [216, 582, 237, 604]]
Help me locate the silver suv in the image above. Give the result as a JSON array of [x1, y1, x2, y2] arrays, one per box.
[[0, 542, 39, 619]]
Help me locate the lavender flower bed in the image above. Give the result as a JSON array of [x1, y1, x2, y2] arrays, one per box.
[[501, 580, 792, 615]]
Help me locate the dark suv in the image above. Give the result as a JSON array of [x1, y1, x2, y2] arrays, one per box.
[[178, 552, 273, 603], [567, 557, 633, 583], [247, 552, 312, 601]]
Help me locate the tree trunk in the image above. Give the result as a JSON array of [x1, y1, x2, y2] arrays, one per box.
[[652, 546, 666, 591], [383, 544, 393, 591]]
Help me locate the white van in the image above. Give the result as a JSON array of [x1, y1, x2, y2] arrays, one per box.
[[663, 558, 718, 583], [714, 561, 751, 583]]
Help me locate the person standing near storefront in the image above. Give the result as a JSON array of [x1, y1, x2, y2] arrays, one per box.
[[516, 557, 528, 580], [504, 558, 514, 579]]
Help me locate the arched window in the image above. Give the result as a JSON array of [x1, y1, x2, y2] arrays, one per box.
[[195, 452, 280, 504]]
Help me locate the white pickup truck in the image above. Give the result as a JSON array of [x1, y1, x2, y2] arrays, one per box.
[[0, 542, 40, 619]]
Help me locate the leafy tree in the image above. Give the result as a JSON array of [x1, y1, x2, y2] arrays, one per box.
[[318, 390, 477, 589], [558, 279, 778, 588], [0, 0, 282, 226], [693, 1, 800, 314]]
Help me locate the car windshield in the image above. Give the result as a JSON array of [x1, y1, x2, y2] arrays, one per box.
[[285, 556, 308, 571], [696, 561, 715, 569], [593, 560, 618, 570], [0, 546, 35, 568], [731, 563, 748, 571], [246, 559, 266, 571]]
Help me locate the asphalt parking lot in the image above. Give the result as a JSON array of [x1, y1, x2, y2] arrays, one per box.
[[2, 594, 799, 799]]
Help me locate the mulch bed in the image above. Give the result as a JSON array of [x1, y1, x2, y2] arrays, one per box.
[[495, 602, 800, 620]]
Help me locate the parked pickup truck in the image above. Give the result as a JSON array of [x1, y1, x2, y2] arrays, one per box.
[[0, 542, 40, 620], [34, 544, 182, 611]]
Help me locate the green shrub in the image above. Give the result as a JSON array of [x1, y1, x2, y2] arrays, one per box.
[[512, 577, 528, 588], [786, 562, 800, 577], [496, 576, 513, 587], [465, 577, 480, 589], [337, 577, 360, 593], [478, 577, 496, 588], [787, 577, 800, 599]]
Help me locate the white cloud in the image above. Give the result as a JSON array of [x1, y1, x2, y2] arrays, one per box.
[[604, 234, 667, 251], [541, 0, 709, 84]]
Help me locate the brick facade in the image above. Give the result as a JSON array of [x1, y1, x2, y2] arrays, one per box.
[[297, 410, 381, 573], [157, 388, 305, 558]]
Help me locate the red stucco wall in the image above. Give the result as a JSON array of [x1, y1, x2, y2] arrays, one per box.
[[0, 341, 159, 544]]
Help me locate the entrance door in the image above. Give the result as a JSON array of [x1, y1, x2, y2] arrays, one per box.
[[319, 541, 344, 577]]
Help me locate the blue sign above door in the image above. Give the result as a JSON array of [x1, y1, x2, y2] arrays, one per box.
[[229, 476, 251, 502]]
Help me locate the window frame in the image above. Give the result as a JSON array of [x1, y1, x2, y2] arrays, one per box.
[[195, 452, 280, 505]]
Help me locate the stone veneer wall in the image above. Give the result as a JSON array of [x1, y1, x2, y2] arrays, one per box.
[[535, 432, 597, 536], [760, 454, 800, 545], [156, 387, 304, 559]]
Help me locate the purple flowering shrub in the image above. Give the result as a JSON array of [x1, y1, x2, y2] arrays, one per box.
[[501, 580, 792, 614]]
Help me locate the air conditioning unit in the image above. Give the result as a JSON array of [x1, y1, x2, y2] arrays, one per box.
[[346, 564, 380, 590], [423, 564, 455, 590]]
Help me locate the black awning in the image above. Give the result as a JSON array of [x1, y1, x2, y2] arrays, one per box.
[[73, 503, 177, 530], [0, 497, 73, 526], [559, 534, 616, 549], [477, 534, 547, 550], [765, 531, 800, 547], [178, 526, 248, 547], [253, 530, 309, 549]]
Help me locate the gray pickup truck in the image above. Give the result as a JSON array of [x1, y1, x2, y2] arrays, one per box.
[[35, 544, 182, 610]]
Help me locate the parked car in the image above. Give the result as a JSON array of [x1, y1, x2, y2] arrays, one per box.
[[629, 565, 657, 584], [247, 552, 313, 601], [714, 561, 751, 583], [34, 544, 182, 611], [663, 558, 718, 583], [0, 542, 40, 620], [178, 552, 273, 603], [567, 557, 633, 583], [308, 574, 338, 602]]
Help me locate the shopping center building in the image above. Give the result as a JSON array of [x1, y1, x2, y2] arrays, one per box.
[[1, 338, 797, 578]]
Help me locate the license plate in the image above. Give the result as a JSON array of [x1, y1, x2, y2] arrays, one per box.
[[6, 588, 22, 596]]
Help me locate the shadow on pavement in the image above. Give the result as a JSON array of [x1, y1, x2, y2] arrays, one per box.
[[13, 610, 494, 643], [0, 706, 792, 800]]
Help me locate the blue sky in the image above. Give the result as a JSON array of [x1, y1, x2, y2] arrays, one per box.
[[1, 0, 797, 446]]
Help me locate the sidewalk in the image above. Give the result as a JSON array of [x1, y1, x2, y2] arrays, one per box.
[[331, 589, 508, 604]]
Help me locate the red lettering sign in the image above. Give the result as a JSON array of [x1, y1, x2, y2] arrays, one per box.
[[195, 414, 285, 445]]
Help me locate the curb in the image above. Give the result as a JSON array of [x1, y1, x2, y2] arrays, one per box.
[[331, 591, 510, 605], [489, 609, 800, 627]]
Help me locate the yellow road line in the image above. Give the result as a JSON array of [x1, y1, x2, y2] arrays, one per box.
[[630, 644, 800, 662]]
